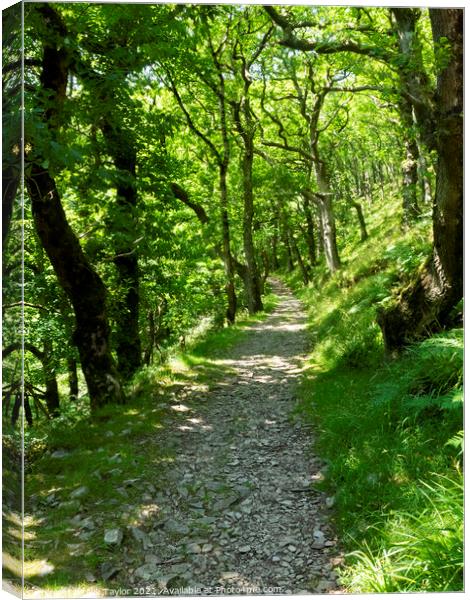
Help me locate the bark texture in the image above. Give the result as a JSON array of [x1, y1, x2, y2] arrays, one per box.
[[102, 121, 142, 377], [27, 166, 124, 409], [378, 9, 463, 351], [27, 4, 124, 409], [302, 188, 340, 273]]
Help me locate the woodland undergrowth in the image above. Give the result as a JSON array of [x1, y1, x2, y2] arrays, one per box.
[[285, 193, 463, 593], [10, 296, 278, 594]]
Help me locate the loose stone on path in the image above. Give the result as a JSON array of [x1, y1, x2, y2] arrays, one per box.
[[119, 279, 342, 594]]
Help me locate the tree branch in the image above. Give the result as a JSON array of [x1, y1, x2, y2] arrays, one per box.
[[262, 139, 315, 162], [171, 182, 209, 224], [264, 5, 394, 62], [163, 70, 221, 164]]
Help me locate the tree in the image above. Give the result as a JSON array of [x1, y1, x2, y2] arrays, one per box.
[[378, 9, 463, 351], [25, 4, 124, 410], [228, 9, 273, 312], [162, 9, 239, 323], [2, 3, 22, 246], [260, 53, 343, 273], [265, 5, 463, 347], [264, 6, 434, 225]]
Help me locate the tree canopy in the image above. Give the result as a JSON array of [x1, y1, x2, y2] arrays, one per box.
[[2, 2, 462, 415]]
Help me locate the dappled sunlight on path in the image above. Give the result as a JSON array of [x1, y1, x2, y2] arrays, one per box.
[[22, 279, 342, 597], [112, 279, 343, 595]]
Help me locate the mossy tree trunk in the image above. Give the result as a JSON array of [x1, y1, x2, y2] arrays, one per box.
[[27, 4, 124, 410], [378, 9, 463, 352], [302, 187, 340, 274], [101, 121, 142, 377], [27, 165, 125, 409]]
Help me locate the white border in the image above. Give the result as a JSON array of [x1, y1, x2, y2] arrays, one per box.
[[0, 2, 466, 600]]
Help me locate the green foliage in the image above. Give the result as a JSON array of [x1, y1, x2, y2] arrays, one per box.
[[344, 472, 463, 592], [374, 329, 463, 427], [288, 192, 462, 593], [17, 289, 277, 593]]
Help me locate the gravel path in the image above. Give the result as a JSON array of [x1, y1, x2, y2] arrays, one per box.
[[121, 279, 342, 595]]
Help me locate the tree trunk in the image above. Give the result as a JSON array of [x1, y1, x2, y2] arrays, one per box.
[[302, 194, 317, 267], [172, 178, 237, 324], [351, 201, 368, 242], [4, 341, 61, 418], [67, 357, 79, 401], [401, 135, 421, 225], [302, 186, 340, 273], [291, 235, 310, 285], [26, 165, 124, 410], [319, 194, 341, 273], [27, 3, 124, 410], [317, 211, 324, 255], [43, 339, 60, 416], [391, 8, 436, 150], [2, 3, 22, 247], [398, 97, 421, 225], [219, 164, 237, 324], [418, 153, 433, 204], [312, 157, 341, 272], [260, 249, 270, 294], [241, 141, 263, 314], [101, 122, 141, 377], [378, 9, 463, 352]]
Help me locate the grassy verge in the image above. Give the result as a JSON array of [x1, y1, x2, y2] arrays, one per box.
[[285, 194, 463, 593], [10, 291, 278, 596]]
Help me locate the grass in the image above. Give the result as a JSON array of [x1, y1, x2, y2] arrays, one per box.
[[3, 289, 278, 596], [285, 192, 463, 593]]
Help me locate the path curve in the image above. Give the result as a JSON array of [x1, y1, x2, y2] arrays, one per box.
[[125, 279, 342, 595]]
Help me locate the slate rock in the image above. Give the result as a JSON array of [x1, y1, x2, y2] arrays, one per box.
[[134, 564, 154, 581], [80, 516, 95, 530], [164, 519, 190, 535], [145, 553, 161, 565], [130, 526, 151, 549], [104, 528, 123, 545], [101, 562, 120, 581], [70, 486, 89, 499]]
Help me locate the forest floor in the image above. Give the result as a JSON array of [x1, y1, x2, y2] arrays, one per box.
[[20, 279, 343, 597], [111, 278, 343, 595]]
